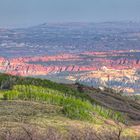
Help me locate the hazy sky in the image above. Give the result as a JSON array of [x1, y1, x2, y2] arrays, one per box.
[[0, 0, 140, 27]]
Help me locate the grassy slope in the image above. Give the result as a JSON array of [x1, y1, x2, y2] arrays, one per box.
[[0, 73, 139, 139], [0, 100, 138, 139], [73, 85, 140, 123], [0, 100, 101, 128]]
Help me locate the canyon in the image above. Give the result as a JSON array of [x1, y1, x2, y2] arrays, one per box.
[[0, 50, 140, 76], [0, 50, 140, 94]]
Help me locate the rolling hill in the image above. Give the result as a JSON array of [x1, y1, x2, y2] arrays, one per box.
[[0, 73, 140, 139]]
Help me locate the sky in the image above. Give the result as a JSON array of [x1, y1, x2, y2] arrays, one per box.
[[0, 0, 140, 27]]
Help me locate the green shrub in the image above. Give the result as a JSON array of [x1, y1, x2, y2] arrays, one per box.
[[0, 74, 125, 122], [2, 85, 125, 122]]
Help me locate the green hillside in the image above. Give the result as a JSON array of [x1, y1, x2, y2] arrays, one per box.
[[0, 73, 139, 140]]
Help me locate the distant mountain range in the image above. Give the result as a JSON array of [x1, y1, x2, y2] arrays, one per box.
[[1, 22, 140, 57]]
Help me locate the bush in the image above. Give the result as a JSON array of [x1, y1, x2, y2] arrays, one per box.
[[3, 85, 94, 121], [2, 84, 125, 122]]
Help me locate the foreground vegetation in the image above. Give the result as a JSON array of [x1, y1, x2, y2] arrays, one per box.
[[0, 73, 139, 139], [0, 73, 124, 122], [0, 100, 138, 140]]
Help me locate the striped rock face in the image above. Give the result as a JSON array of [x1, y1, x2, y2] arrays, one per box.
[[0, 50, 140, 94]]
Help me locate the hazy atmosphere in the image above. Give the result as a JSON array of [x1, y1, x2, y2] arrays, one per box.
[[0, 0, 140, 139], [0, 0, 140, 27]]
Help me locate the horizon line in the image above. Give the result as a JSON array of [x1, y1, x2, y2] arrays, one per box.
[[0, 20, 140, 29]]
